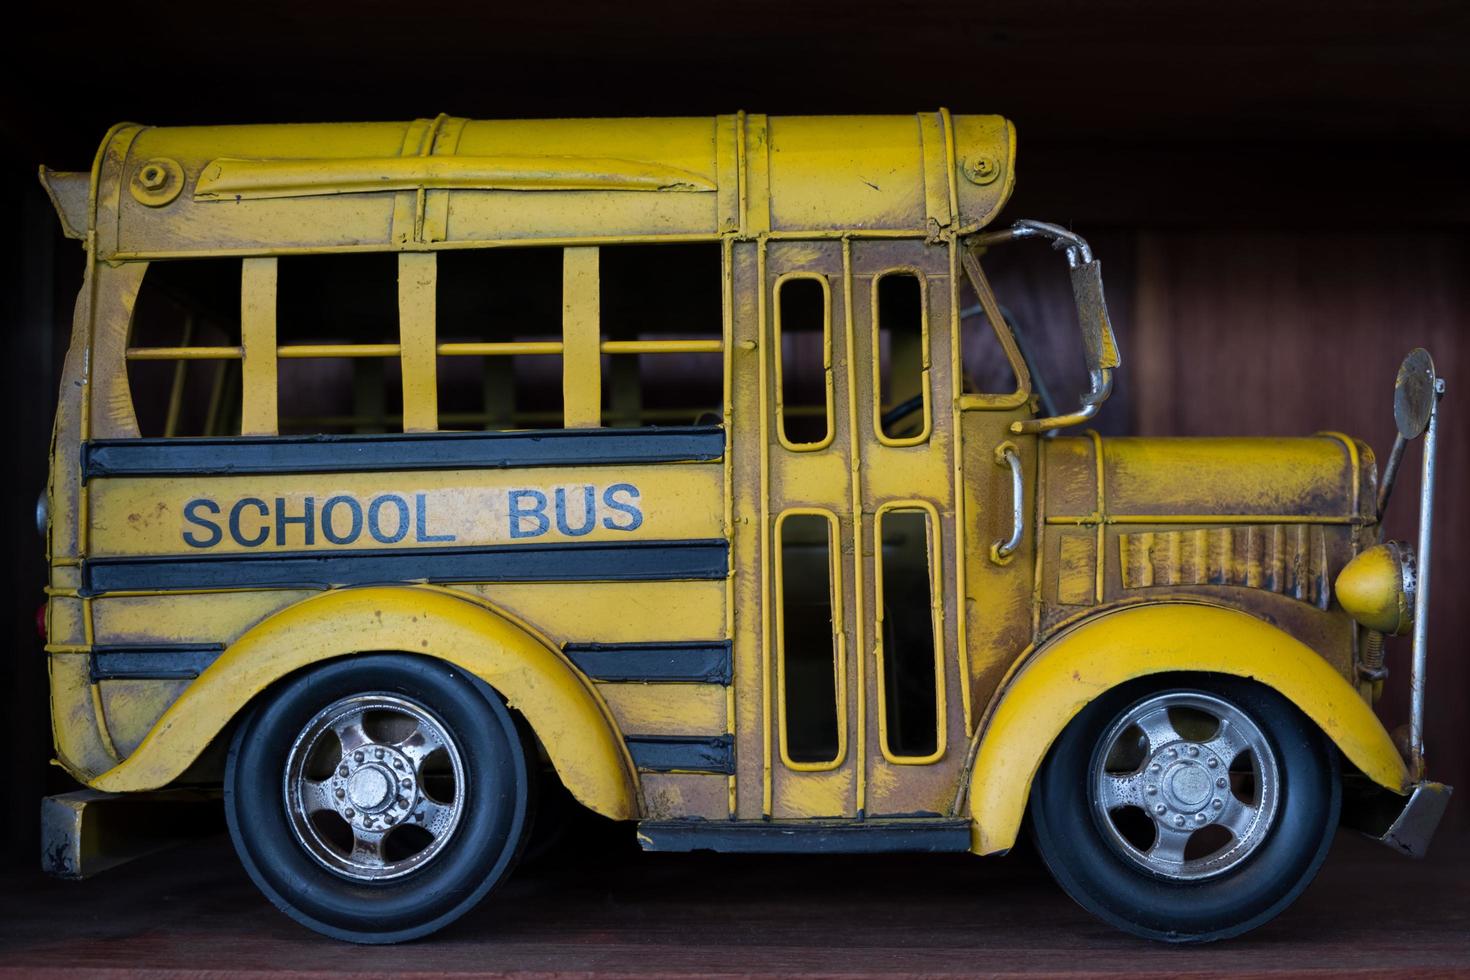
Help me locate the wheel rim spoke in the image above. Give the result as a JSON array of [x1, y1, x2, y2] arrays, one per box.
[[299, 778, 334, 813], [349, 829, 387, 868], [1148, 825, 1193, 866], [1098, 772, 1144, 810], [1133, 706, 1180, 753], [400, 719, 448, 770], [1201, 718, 1245, 763], [331, 713, 372, 754], [415, 798, 455, 837], [1217, 795, 1259, 842]]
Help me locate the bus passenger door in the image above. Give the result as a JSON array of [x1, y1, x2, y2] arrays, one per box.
[[850, 239, 968, 818], [751, 240, 861, 820]]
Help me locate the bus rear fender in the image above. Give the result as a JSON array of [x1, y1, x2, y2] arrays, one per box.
[[88, 585, 641, 821], [963, 602, 1410, 855]]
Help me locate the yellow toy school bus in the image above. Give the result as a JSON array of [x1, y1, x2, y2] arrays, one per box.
[[37, 110, 1449, 943]]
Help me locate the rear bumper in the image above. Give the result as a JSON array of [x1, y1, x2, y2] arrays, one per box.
[[1366, 781, 1453, 858]]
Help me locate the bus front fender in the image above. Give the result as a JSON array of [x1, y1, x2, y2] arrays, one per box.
[[89, 586, 640, 821], [964, 602, 1409, 855]]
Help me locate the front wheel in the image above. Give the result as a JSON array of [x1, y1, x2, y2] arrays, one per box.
[[1029, 674, 1340, 942], [225, 654, 533, 943]]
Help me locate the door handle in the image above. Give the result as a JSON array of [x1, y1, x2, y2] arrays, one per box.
[[991, 442, 1023, 564]]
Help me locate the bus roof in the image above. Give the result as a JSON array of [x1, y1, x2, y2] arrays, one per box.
[[43, 111, 1015, 260]]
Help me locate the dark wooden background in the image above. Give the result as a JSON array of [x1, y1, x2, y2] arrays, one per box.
[[2, 1, 1466, 870]]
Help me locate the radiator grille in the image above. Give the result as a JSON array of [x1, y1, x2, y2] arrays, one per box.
[[1118, 525, 1329, 609]]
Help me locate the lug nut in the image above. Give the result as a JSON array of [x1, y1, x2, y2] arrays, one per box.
[[1154, 804, 1166, 815], [1149, 763, 1162, 774], [1212, 799, 1223, 810], [1174, 815, 1186, 827], [354, 751, 364, 763], [375, 748, 384, 760], [1146, 785, 1158, 795], [335, 788, 345, 799], [1196, 813, 1207, 824], [1216, 777, 1227, 788], [1186, 745, 1199, 757], [339, 765, 349, 777], [394, 759, 404, 770], [1207, 757, 1218, 768], [344, 808, 354, 819], [401, 778, 411, 789]]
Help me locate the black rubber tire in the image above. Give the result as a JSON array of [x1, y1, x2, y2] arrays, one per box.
[[224, 654, 533, 943], [1029, 673, 1340, 943]]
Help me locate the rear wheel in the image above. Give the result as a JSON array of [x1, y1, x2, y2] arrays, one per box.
[[225, 654, 533, 943], [1029, 674, 1339, 942]]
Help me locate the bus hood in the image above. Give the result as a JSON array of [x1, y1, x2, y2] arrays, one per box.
[[1041, 435, 1376, 525]]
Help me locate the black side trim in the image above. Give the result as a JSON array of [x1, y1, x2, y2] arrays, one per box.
[[637, 819, 973, 854], [81, 539, 728, 595], [90, 643, 224, 682], [83, 425, 724, 479], [625, 735, 733, 774], [566, 641, 732, 684]]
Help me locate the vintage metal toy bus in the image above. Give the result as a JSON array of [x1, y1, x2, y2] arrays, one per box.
[[37, 111, 1449, 943]]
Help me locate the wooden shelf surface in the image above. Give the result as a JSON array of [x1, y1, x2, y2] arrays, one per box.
[[1, 826, 1466, 977]]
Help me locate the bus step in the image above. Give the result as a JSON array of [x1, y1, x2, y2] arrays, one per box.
[[637, 818, 972, 854], [41, 789, 223, 879]]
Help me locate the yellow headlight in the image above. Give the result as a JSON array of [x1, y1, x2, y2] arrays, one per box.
[[1335, 542, 1415, 635]]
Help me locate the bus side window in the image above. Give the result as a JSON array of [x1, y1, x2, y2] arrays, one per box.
[[957, 257, 1022, 398], [275, 252, 403, 435], [599, 243, 723, 428], [126, 257, 244, 438], [774, 275, 832, 448], [436, 247, 564, 431], [873, 271, 930, 443], [875, 506, 943, 763], [777, 510, 844, 767]]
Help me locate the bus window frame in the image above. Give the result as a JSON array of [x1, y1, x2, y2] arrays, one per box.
[[121, 247, 727, 437], [772, 271, 835, 453], [774, 507, 848, 772], [954, 247, 1032, 412], [872, 499, 947, 766], [870, 267, 933, 446]]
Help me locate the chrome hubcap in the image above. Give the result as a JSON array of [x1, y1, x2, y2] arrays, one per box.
[[1089, 691, 1279, 880], [284, 694, 466, 881]]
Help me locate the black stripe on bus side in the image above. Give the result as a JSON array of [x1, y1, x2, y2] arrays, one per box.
[[565, 641, 732, 684], [90, 643, 225, 682], [82, 426, 724, 479], [624, 735, 734, 774], [80, 539, 729, 595]]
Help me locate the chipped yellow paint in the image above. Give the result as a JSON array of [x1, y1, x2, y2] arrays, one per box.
[[598, 683, 727, 737], [87, 587, 640, 821], [468, 581, 725, 644], [965, 603, 1410, 855], [640, 773, 730, 821], [397, 252, 438, 432]]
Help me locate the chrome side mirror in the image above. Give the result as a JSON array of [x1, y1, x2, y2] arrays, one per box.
[[966, 220, 1121, 434]]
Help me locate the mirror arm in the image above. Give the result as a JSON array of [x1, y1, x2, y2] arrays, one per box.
[[1010, 368, 1113, 435], [1376, 432, 1408, 524], [971, 219, 1093, 266]]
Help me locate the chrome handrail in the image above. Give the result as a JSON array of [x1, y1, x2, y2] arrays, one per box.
[[992, 443, 1024, 563]]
